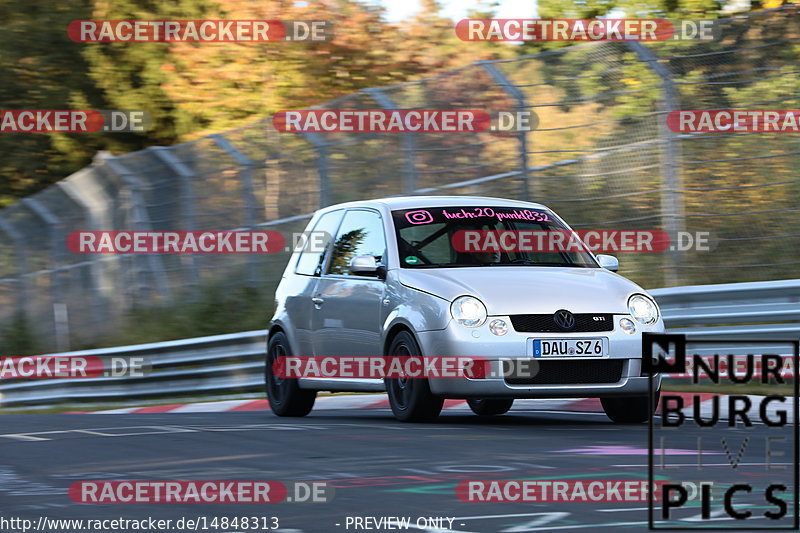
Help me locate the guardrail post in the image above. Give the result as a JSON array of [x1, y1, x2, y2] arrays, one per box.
[[20, 198, 68, 351], [212, 133, 261, 285], [627, 42, 686, 287], [363, 87, 418, 193], [302, 132, 331, 208], [480, 60, 531, 202]]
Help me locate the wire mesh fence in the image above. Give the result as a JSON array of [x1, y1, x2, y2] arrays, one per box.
[[1, 7, 798, 351]]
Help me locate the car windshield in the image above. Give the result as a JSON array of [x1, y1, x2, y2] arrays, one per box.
[[392, 206, 599, 268]]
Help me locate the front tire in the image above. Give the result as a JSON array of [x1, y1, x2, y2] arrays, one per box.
[[601, 390, 660, 423], [265, 332, 316, 417], [467, 398, 514, 416], [385, 331, 444, 422]]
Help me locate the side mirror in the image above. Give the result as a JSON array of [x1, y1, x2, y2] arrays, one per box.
[[349, 254, 383, 277], [596, 254, 619, 272]]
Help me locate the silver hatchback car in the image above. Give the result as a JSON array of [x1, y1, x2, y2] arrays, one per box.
[[266, 196, 664, 422]]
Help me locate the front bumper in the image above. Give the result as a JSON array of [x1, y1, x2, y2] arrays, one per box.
[[416, 315, 664, 399]]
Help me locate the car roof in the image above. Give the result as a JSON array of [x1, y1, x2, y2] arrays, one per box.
[[319, 195, 548, 212]]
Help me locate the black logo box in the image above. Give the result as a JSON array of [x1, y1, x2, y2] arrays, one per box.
[[643, 333, 800, 530]]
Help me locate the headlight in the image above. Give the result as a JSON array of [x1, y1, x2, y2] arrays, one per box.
[[451, 296, 487, 327], [628, 294, 659, 325]]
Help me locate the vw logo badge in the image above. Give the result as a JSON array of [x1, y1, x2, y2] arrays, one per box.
[[553, 309, 576, 330]]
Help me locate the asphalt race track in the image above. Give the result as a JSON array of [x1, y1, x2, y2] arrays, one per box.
[[0, 405, 794, 532]]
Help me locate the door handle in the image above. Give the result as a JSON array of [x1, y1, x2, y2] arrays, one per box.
[[312, 297, 325, 307]]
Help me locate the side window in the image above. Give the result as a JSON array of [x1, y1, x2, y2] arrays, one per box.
[[294, 210, 344, 276], [326, 210, 387, 276]]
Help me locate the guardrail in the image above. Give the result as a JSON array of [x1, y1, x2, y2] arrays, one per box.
[[1, 279, 798, 407], [0, 331, 268, 407]]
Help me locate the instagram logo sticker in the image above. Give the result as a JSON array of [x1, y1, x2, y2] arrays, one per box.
[[405, 210, 434, 225]]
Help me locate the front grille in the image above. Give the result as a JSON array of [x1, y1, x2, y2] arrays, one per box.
[[509, 313, 614, 333], [504, 359, 624, 385]]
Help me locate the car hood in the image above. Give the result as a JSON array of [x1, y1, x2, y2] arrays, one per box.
[[398, 267, 645, 315]]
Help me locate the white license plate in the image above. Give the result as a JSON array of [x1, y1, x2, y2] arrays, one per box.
[[530, 338, 607, 358]]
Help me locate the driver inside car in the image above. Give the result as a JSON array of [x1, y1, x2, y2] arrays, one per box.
[[454, 223, 501, 265]]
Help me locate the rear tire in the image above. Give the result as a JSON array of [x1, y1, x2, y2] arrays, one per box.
[[265, 332, 316, 417], [601, 390, 660, 423], [467, 398, 514, 416], [385, 331, 444, 422]]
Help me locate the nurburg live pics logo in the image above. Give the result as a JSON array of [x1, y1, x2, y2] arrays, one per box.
[[643, 332, 800, 529]]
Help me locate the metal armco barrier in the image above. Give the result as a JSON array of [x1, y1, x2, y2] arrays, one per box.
[[0, 331, 268, 407], [651, 279, 800, 339], [1, 279, 798, 407]]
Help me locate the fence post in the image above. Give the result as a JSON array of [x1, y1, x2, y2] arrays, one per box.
[[212, 133, 261, 285], [480, 60, 530, 202], [57, 176, 109, 337], [302, 132, 331, 208], [20, 198, 68, 351], [102, 155, 173, 300], [149, 147, 201, 290], [363, 87, 418, 193], [263, 122, 284, 219], [627, 42, 685, 287], [150, 147, 198, 231]]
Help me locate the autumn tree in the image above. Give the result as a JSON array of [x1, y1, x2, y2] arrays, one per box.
[[0, 0, 100, 205]]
